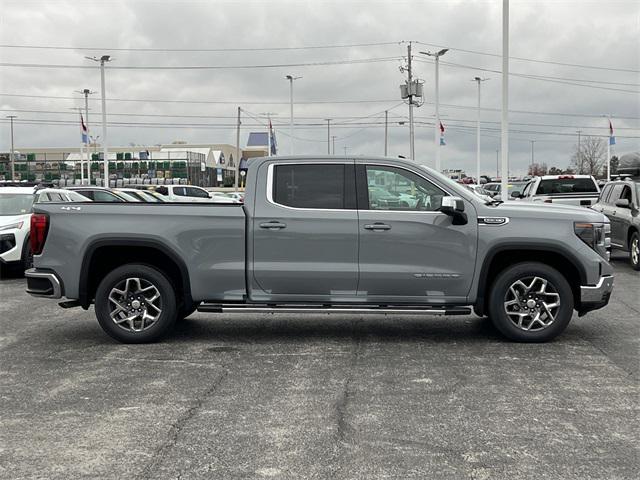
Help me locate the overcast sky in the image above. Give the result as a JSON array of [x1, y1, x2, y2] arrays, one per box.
[[0, 0, 638, 175]]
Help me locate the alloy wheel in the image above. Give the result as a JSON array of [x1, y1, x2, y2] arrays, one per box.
[[632, 237, 639, 266], [108, 277, 163, 332], [503, 276, 561, 331]]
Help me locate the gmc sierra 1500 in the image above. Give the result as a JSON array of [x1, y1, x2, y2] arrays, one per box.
[[25, 156, 614, 343]]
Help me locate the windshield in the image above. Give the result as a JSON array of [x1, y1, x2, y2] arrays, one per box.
[[536, 177, 598, 194], [0, 193, 34, 215], [417, 165, 474, 199]]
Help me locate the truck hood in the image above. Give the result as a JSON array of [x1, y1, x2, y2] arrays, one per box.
[[479, 201, 608, 223]]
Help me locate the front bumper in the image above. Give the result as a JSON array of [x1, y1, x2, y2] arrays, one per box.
[[578, 275, 614, 315], [25, 268, 63, 298]]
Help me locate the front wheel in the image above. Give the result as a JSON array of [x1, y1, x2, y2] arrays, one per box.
[[95, 264, 177, 343], [629, 232, 640, 271], [488, 262, 574, 342]]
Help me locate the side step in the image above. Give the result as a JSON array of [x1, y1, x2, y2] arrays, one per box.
[[197, 303, 471, 316]]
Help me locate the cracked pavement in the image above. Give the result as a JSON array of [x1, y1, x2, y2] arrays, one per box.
[[0, 252, 638, 479]]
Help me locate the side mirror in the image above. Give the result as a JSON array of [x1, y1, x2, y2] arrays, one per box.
[[615, 198, 630, 208], [441, 196, 468, 225], [511, 191, 521, 198]]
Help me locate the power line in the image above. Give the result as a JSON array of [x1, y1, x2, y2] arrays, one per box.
[[414, 40, 640, 74], [0, 56, 402, 70], [0, 41, 400, 53]]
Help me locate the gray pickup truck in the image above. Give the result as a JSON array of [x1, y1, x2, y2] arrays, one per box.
[[26, 156, 614, 343]]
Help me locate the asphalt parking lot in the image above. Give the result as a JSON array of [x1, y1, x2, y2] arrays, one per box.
[[1, 254, 638, 480]]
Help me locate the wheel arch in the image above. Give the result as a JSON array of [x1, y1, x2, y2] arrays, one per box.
[[79, 238, 192, 309], [475, 243, 587, 316]]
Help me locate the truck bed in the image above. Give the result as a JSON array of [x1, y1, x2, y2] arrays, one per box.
[[32, 202, 247, 301]]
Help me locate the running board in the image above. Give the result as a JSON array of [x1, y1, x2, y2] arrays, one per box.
[[197, 304, 471, 316]]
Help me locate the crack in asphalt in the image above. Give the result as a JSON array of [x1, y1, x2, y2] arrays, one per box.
[[135, 368, 229, 480]]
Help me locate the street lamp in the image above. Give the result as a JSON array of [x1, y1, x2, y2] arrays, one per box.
[[285, 75, 302, 155], [473, 77, 489, 184], [6, 115, 17, 181], [85, 55, 112, 186], [419, 48, 449, 171]]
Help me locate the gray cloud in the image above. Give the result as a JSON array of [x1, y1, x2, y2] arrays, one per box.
[[0, 0, 638, 176]]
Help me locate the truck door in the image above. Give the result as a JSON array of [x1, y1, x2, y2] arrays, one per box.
[[251, 161, 359, 299], [355, 162, 477, 303]]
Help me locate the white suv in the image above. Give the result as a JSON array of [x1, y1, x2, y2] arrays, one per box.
[[0, 187, 87, 273], [154, 185, 238, 203]]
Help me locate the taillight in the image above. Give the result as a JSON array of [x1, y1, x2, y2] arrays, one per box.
[[30, 213, 49, 255]]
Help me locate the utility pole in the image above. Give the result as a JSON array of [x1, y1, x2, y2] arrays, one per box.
[[234, 107, 241, 191], [500, 0, 510, 198], [325, 119, 331, 154], [604, 115, 613, 181], [474, 77, 488, 184], [86, 55, 112, 186], [343, 146, 348, 156], [384, 110, 388, 156], [576, 130, 582, 173], [496, 148, 499, 178], [285, 75, 301, 155], [6, 115, 16, 181], [331, 135, 336, 155]]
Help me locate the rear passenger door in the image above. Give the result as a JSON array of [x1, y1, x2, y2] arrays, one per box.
[[251, 161, 359, 300]]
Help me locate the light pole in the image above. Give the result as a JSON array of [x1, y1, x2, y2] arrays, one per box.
[[86, 55, 112, 186], [6, 115, 16, 181], [529, 140, 536, 175], [500, 0, 510, 199], [285, 75, 301, 155], [331, 135, 336, 155], [420, 48, 449, 171], [473, 77, 488, 184], [325, 119, 331, 154]]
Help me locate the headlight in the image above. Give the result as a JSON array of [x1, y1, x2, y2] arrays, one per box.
[[575, 222, 610, 260], [0, 221, 24, 232]]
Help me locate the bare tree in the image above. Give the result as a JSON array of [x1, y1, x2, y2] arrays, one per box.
[[528, 162, 548, 176], [571, 136, 606, 176]]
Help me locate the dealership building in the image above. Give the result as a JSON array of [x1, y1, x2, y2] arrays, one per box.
[[0, 134, 270, 188]]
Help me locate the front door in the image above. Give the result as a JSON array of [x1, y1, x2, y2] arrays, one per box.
[[356, 163, 477, 304], [251, 161, 359, 300]]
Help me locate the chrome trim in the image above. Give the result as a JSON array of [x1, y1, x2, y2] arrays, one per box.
[[478, 216, 510, 226], [25, 269, 62, 298], [580, 275, 614, 303], [265, 161, 452, 214]]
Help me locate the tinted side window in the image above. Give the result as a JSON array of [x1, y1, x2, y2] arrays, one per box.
[[273, 164, 352, 209], [185, 187, 210, 198], [609, 184, 624, 203], [93, 191, 122, 202], [173, 187, 186, 197], [365, 165, 446, 211]]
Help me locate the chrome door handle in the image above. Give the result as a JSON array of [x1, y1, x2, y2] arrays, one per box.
[[259, 221, 287, 230], [364, 223, 391, 231]]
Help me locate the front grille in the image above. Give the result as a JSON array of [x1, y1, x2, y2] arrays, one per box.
[[0, 233, 16, 254]]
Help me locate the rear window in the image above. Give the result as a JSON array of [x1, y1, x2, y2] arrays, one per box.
[[536, 178, 598, 195], [0, 194, 34, 215], [273, 164, 354, 209]]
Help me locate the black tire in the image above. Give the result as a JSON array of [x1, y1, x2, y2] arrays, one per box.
[[95, 264, 177, 343], [488, 262, 574, 342], [629, 231, 640, 271], [177, 303, 199, 321]]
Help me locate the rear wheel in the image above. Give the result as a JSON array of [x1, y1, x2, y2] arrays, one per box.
[[629, 232, 640, 271], [95, 264, 177, 343], [488, 262, 573, 342]]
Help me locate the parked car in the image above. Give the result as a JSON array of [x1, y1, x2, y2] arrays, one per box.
[[491, 181, 529, 201], [0, 186, 87, 274], [592, 177, 639, 270], [465, 184, 493, 202], [514, 175, 600, 207], [154, 185, 237, 203], [27, 156, 613, 344], [225, 192, 245, 203], [67, 187, 130, 202]]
